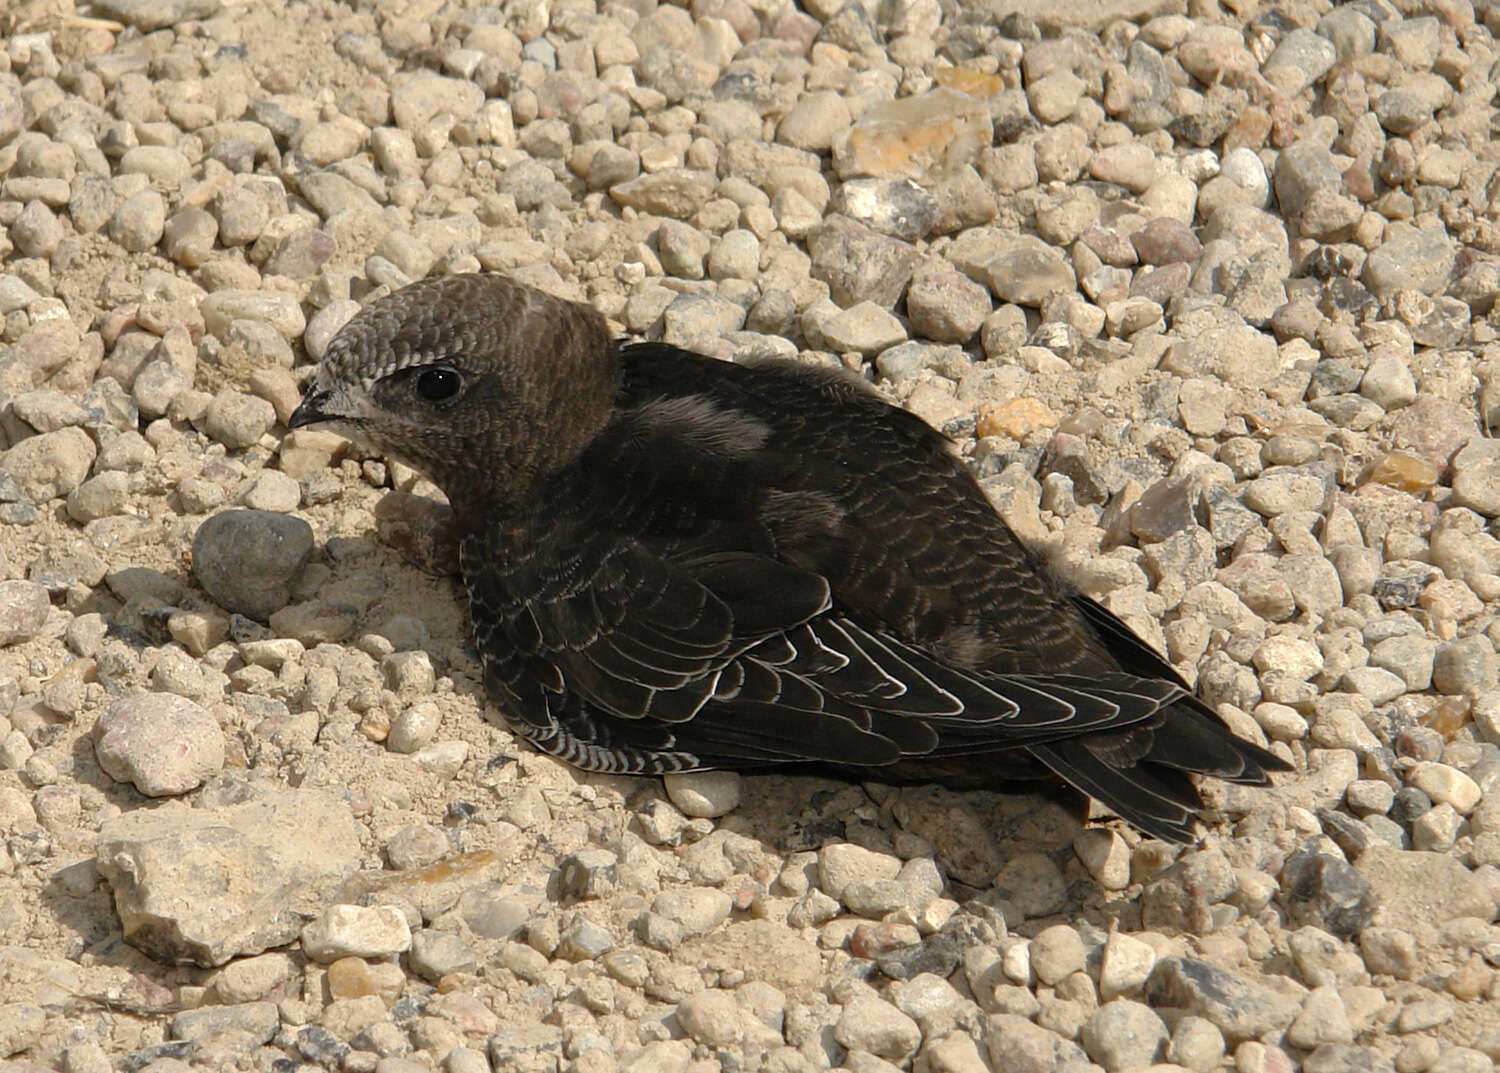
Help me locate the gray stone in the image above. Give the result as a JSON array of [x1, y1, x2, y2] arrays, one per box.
[[1275, 142, 1342, 219], [1433, 636, 1498, 696], [409, 930, 477, 980], [1363, 228, 1456, 297], [170, 1002, 277, 1046], [976, 235, 1075, 307], [1280, 847, 1377, 939], [191, 509, 314, 620], [830, 178, 939, 242], [808, 214, 920, 308], [1317, 9, 1376, 61], [90, 0, 221, 30], [1262, 29, 1337, 95], [1146, 958, 1300, 1042]]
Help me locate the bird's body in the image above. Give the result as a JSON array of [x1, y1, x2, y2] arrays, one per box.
[[291, 273, 1287, 843]]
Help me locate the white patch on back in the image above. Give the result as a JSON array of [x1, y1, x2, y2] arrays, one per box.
[[629, 395, 772, 457]]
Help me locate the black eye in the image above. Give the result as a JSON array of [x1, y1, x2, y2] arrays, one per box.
[[415, 367, 461, 402]]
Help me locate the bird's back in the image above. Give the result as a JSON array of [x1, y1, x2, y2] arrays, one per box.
[[610, 342, 1119, 677]]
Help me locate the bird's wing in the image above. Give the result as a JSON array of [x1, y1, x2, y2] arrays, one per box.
[[461, 377, 1193, 771]]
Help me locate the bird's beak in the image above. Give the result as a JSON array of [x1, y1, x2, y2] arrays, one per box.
[[287, 389, 333, 429]]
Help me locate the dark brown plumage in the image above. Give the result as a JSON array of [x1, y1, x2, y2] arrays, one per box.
[[290, 272, 1288, 843]]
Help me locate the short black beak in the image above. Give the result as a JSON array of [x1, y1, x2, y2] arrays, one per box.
[[287, 390, 331, 429]]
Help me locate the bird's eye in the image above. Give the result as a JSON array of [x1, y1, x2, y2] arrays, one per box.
[[415, 367, 461, 402]]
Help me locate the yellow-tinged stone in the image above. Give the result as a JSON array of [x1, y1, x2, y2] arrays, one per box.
[[833, 88, 993, 184], [358, 708, 391, 743], [978, 398, 1059, 440], [934, 66, 1007, 99], [1423, 696, 1471, 739], [325, 957, 405, 1003], [1361, 451, 1438, 493]]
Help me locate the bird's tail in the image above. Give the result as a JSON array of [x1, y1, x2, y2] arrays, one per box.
[[1027, 696, 1289, 843]]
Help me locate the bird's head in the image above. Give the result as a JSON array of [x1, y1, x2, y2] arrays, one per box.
[[289, 273, 619, 513]]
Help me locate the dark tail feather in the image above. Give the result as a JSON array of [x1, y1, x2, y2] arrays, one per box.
[[1030, 702, 1290, 844]]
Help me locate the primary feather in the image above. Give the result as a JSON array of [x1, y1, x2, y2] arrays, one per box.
[[290, 273, 1288, 844]]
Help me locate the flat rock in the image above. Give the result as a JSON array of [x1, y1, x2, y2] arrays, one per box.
[[96, 787, 362, 966], [90, 0, 221, 29], [1146, 957, 1301, 1043]]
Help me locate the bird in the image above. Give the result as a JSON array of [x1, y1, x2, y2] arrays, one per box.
[[288, 271, 1288, 844]]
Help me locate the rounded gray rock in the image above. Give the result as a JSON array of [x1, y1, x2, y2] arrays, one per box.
[[192, 509, 314, 620]]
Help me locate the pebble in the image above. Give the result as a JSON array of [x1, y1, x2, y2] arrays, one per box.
[[301, 904, 413, 962], [1030, 924, 1086, 986], [202, 390, 277, 450], [833, 994, 921, 1062], [662, 771, 741, 818], [2, 426, 97, 501], [191, 509, 315, 620], [1082, 1000, 1169, 1071], [0, 581, 49, 646], [94, 694, 225, 797]]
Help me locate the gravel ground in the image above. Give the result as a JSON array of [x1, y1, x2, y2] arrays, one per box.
[[2, 0, 1500, 1070]]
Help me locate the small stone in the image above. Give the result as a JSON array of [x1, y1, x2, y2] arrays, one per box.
[[1082, 999, 1169, 1071], [819, 843, 902, 900], [191, 509, 314, 620], [1359, 927, 1418, 978], [239, 471, 301, 513], [95, 694, 225, 797], [1360, 352, 1417, 410], [1407, 762, 1481, 814], [0, 581, 49, 646], [202, 390, 277, 450], [1280, 848, 1377, 939], [96, 788, 362, 966], [833, 994, 920, 1062], [1132, 218, 1203, 265], [833, 88, 992, 185], [1287, 986, 1354, 1049], [651, 887, 731, 937], [2, 426, 98, 501], [1453, 459, 1500, 517], [816, 301, 907, 355], [1030, 924, 1086, 986], [1363, 228, 1456, 297], [409, 930, 477, 981], [212, 952, 295, 1004], [907, 267, 990, 343], [976, 235, 1075, 307], [1074, 829, 1130, 890], [831, 178, 939, 242], [663, 771, 741, 818], [108, 190, 167, 252], [778, 92, 853, 152], [808, 215, 920, 309], [677, 989, 741, 1048], [1146, 958, 1299, 1043], [302, 904, 413, 962], [1433, 636, 1499, 696]]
